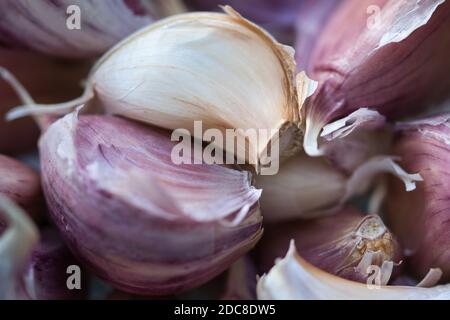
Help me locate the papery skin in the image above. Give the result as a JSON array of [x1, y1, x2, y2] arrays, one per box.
[[257, 241, 450, 300], [0, 154, 44, 220], [257, 207, 402, 283], [387, 114, 450, 281], [39, 112, 262, 295], [302, 0, 450, 156], [0, 0, 184, 59], [0, 48, 88, 154]]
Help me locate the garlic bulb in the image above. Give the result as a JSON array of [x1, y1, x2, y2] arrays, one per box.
[[0, 154, 44, 220], [0, 49, 88, 154], [256, 152, 422, 222], [38, 110, 262, 295], [8, 7, 304, 171], [258, 207, 402, 284], [0, 0, 185, 59], [301, 0, 450, 156], [387, 114, 450, 281], [257, 241, 450, 300]]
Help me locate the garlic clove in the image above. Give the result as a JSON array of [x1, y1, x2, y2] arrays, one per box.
[[387, 113, 450, 281], [301, 0, 450, 157], [38, 110, 263, 295], [257, 207, 402, 284], [257, 241, 450, 300], [0, 154, 44, 221], [0, 49, 89, 154], [256, 152, 422, 222], [0, 0, 185, 59], [8, 7, 305, 171]]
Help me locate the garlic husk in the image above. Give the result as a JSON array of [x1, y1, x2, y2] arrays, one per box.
[[184, 0, 304, 45], [0, 0, 185, 59], [0, 154, 44, 220], [256, 152, 422, 222], [257, 241, 450, 300], [39, 110, 263, 295], [301, 0, 450, 156], [258, 207, 402, 284], [387, 114, 450, 281], [0, 49, 89, 155], [8, 7, 303, 170]]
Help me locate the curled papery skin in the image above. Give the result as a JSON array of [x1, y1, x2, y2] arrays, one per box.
[[39, 111, 262, 295], [0, 154, 44, 220], [0, 0, 184, 59], [258, 207, 402, 284], [256, 152, 422, 222], [0, 49, 88, 154], [185, 0, 304, 45], [257, 241, 450, 300], [387, 114, 450, 281], [302, 0, 450, 156], [8, 7, 305, 171]]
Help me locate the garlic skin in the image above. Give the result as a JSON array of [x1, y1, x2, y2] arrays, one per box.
[[0, 49, 88, 155], [0, 154, 44, 220], [387, 114, 450, 281], [258, 207, 402, 284], [39, 111, 262, 295], [8, 7, 303, 170], [301, 0, 450, 156], [256, 152, 422, 222], [257, 241, 450, 300], [0, 0, 184, 59]]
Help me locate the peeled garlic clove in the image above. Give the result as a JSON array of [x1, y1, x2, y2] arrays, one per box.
[[8, 7, 303, 170], [302, 0, 450, 156], [0, 49, 88, 154], [39, 111, 262, 295], [258, 207, 402, 284], [387, 114, 450, 281], [0, 154, 44, 221], [257, 241, 450, 300], [0, 0, 184, 59], [256, 152, 421, 222]]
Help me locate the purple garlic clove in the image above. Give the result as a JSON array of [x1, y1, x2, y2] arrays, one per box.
[[38, 111, 263, 296], [257, 206, 402, 284]]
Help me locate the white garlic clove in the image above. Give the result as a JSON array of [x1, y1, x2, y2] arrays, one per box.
[[8, 7, 305, 171], [38, 110, 263, 295], [257, 241, 450, 300]]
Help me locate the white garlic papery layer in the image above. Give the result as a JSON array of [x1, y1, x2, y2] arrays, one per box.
[[257, 241, 450, 300]]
